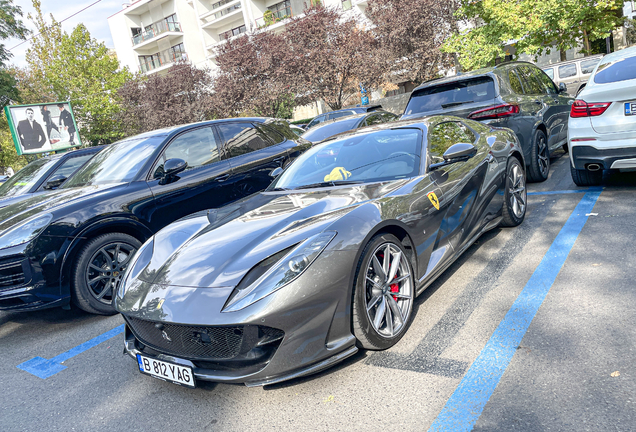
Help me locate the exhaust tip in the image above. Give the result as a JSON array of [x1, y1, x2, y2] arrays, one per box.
[[586, 164, 601, 172]]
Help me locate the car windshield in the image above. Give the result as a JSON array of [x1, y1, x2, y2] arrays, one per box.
[[301, 118, 361, 143], [270, 128, 422, 190], [404, 76, 496, 116], [594, 55, 636, 84], [62, 137, 162, 188], [0, 157, 57, 197]]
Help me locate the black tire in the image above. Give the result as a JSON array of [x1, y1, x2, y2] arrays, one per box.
[[501, 157, 527, 227], [527, 129, 550, 182], [562, 142, 569, 153], [71, 233, 141, 315], [352, 233, 415, 350], [570, 162, 602, 186]]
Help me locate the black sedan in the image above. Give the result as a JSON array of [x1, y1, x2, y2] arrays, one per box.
[[115, 116, 527, 387], [301, 111, 398, 143], [0, 146, 102, 209], [0, 118, 308, 315]]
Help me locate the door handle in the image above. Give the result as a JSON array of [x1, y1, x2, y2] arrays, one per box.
[[214, 174, 230, 182], [533, 100, 543, 105]]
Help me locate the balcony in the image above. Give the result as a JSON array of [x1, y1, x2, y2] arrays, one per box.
[[132, 20, 182, 47], [201, 3, 243, 29], [123, 0, 172, 16], [219, 24, 247, 41], [139, 50, 188, 74], [254, 4, 292, 29], [200, 0, 239, 18]]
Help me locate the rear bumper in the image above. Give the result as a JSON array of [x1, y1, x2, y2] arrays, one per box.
[[570, 145, 636, 170]]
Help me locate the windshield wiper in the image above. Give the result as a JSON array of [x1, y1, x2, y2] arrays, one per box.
[[294, 180, 363, 190], [441, 101, 474, 108]]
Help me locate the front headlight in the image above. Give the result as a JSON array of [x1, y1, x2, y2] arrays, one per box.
[[117, 237, 154, 299], [0, 213, 53, 250], [223, 231, 336, 312]]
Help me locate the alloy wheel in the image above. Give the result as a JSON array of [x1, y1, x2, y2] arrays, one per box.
[[537, 135, 549, 176], [364, 242, 413, 338], [85, 242, 137, 304], [509, 163, 527, 218]]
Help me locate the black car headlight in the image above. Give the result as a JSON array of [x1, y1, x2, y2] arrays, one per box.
[[117, 237, 154, 299], [222, 231, 336, 312], [0, 213, 53, 250]]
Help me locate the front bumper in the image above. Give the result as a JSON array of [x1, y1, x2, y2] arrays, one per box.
[[570, 145, 636, 170], [117, 249, 359, 386]]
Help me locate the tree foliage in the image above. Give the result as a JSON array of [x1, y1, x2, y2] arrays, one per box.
[[366, 0, 457, 85], [118, 62, 216, 135], [444, 0, 625, 70], [0, 0, 29, 67], [26, 1, 132, 145]]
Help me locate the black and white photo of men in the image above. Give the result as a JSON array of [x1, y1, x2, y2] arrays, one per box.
[[58, 104, 76, 145], [17, 107, 46, 150], [41, 105, 60, 142]]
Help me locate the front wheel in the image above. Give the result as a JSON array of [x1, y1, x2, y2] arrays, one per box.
[[72, 233, 141, 315], [352, 234, 415, 350], [501, 157, 527, 227]]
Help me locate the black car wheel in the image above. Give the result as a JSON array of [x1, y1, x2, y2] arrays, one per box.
[[528, 129, 550, 182], [570, 162, 602, 186], [501, 158, 527, 227], [72, 233, 141, 315], [352, 233, 414, 350]]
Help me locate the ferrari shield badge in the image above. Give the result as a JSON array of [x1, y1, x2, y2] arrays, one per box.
[[427, 192, 440, 210]]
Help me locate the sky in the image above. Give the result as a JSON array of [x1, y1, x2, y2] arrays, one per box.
[[6, 0, 124, 68]]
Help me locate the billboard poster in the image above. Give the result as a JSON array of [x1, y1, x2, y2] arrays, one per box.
[[3, 102, 82, 155]]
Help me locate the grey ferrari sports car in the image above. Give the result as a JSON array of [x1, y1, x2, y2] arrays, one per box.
[[115, 115, 527, 387]]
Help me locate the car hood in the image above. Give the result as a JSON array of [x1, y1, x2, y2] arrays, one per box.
[[136, 181, 404, 289], [0, 192, 46, 210], [0, 184, 123, 233]]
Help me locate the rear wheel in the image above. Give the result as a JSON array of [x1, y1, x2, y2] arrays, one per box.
[[352, 234, 415, 350], [501, 158, 527, 227], [570, 163, 602, 186], [72, 233, 141, 315], [527, 129, 550, 182]]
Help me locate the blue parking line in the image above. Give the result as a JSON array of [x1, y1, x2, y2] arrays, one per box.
[[528, 187, 603, 196], [17, 324, 124, 379], [429, 190, 602, 432]]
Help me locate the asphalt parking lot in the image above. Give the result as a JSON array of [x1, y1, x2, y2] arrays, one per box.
[[1, 150, 635, 432]]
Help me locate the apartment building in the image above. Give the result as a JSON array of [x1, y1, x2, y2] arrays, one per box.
[[108, 0, 369, 75]]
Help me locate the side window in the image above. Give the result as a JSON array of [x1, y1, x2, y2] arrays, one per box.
[[154, 127, 220, 178], [363, 114, 384, 126], [534, 68, 558, 94], [517, 65, 545, 95], [53, 154, 94, 178], [381, 112, 398, 122], [543, 68, 555, 80], [307, 115, 325, 129], [580, 58, 599, 75], [260, 124, 286, 145], [428, 122, 475, 164], [218, 123, 272, 158], [558, 64, 577, 79], [508, 69, 525, 94]]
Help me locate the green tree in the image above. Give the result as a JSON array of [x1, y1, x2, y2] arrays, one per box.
[[26, 1, 132, 145], [0, 0, 29, 66], [444, 0, 625, 70]]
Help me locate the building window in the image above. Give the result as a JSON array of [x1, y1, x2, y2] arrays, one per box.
[[342, 0, 352, 10], [268, 1, 291, 19], [212, 0, 234, 10], [219, 24, 247, 40]]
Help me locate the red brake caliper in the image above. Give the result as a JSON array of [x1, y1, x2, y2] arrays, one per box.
[[390, 275, 399, 302]]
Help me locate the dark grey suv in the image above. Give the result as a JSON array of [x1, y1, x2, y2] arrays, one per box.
[[401, 62, 574, 182]]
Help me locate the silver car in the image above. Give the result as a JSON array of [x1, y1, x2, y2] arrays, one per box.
[[542, 55, 603, 96]]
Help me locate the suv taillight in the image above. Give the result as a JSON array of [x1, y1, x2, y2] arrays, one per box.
[[467, 104, 520, 120], [570, 100, 611, 118]]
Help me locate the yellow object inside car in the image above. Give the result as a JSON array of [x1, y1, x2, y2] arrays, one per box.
[[324, 167, 352, 182]]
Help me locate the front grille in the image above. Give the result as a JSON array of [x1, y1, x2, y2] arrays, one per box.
[[126, 316, 246, 360], [0, 259, 26, 291]]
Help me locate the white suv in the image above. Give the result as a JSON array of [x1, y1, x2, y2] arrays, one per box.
[[568, 46, 636, 186]]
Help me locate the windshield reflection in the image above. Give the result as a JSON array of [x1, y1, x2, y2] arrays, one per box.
[[62, 138, 162, 188], [270, 129, 422, 190]]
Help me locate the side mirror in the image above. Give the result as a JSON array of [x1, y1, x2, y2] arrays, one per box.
[[44, 174, 67, 190], [270, 167, 283, 178], [558, 83, 568, 94], [443, 142, 477, 161], [159, 158, 187, 185]]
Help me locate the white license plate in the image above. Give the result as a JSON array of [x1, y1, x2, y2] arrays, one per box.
[[137, 354, 195, 388], [625, 102, 636, 116]]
